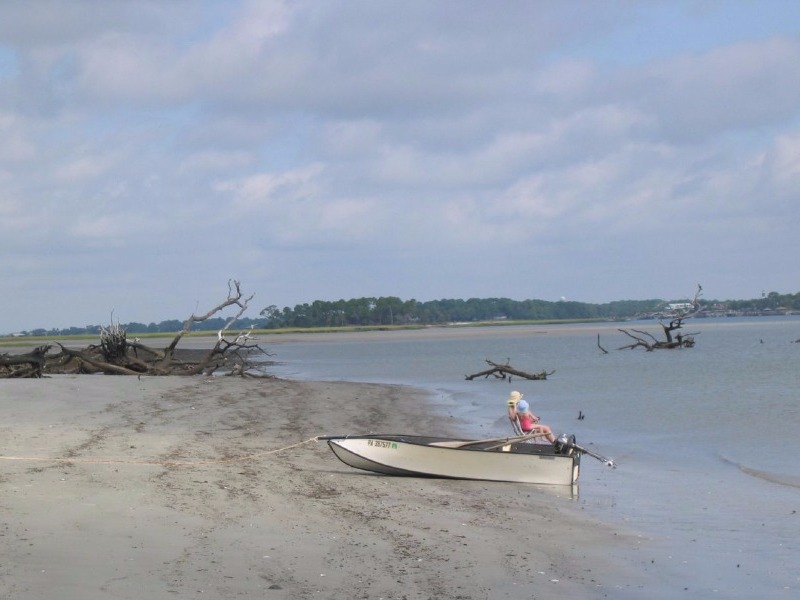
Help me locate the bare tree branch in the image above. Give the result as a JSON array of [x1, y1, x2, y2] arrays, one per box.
[[466, 359, 554, 381], [616, 284, 703, 351], [1, 281, 271, 378]]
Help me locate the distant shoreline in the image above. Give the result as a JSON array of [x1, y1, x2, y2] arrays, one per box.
[[4, 314, 800, 351], [0, 318, 607, 345]]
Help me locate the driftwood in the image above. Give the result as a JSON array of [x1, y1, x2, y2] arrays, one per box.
[[616, 284, 703, 351], [465, 359, 554, 381], [0, 345, 50, 378], [616, 328, 699, 351], [0, 280, 271, 378]]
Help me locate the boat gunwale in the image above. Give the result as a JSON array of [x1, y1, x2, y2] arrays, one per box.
[[326, 435, 580, 485], [325, 433, 567, 456]]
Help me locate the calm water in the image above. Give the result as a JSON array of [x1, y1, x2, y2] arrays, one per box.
[[265, 318, 800, 599]]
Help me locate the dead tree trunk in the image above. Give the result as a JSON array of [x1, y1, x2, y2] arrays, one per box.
[[1, 280, 270, 378], [0, 345, 51, 378], [617, 284, 703, 351]]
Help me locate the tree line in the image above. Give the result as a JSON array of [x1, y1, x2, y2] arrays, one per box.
[[10, 291, 800, 337], [258, 290, 800, 328], [258, 297, 663, 328]]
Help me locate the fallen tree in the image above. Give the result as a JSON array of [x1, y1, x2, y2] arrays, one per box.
[[466, 359, 554, 381], [616, 327, 699, 351], [0, 280, 270, 378], [0, 345, 50, 378], [616, 284, 704, 351]]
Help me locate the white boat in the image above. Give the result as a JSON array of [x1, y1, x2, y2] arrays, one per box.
[[321, 433, 610, 486]]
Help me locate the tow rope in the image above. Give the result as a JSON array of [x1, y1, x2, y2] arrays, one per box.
[[0, 436, 320, 468]]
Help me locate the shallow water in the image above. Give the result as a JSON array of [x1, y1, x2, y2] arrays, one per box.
[[264, 317, 800, 598]]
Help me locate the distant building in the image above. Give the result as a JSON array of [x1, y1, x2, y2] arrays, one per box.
[[667, 303, 694, 312]]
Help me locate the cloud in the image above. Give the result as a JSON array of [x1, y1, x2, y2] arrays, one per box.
[[626, 36, 800, 141], [1, 1, 799, 332]]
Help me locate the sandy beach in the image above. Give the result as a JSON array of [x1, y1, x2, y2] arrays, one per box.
[[1, 373, 649, 599]]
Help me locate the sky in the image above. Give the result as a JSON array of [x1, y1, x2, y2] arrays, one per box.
[[2, 1, 800, 333]]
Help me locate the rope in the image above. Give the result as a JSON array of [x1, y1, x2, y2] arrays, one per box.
[[0, 436, 320, 468]]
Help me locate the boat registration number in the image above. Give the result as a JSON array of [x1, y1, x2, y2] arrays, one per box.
[[367, 439, 397, 449]]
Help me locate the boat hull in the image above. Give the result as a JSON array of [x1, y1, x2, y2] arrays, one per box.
[[326, 435, 580, 486]]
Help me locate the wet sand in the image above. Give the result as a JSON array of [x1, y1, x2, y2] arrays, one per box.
[[1, 372, 650, 599]]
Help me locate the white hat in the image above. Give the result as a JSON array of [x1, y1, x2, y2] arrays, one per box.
[[507, 391, 523, 406]]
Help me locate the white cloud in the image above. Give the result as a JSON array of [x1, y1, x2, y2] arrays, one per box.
[[219, 164, 324, 212], [1, 1, 800, 331], [628, 36, 800, 141], [764, 132, 800, 194], [53, 152, 117, 183], [215, 164, 382, 245]]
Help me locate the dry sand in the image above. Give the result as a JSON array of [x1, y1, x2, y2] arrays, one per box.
[[1, 374, 649, 599]]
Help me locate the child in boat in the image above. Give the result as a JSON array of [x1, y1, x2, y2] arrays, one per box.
[[507, 391, 556, 443]]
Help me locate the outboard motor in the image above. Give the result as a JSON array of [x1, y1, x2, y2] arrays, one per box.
[[555, 435, 617, 468], [554, 433, 576, 455]]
